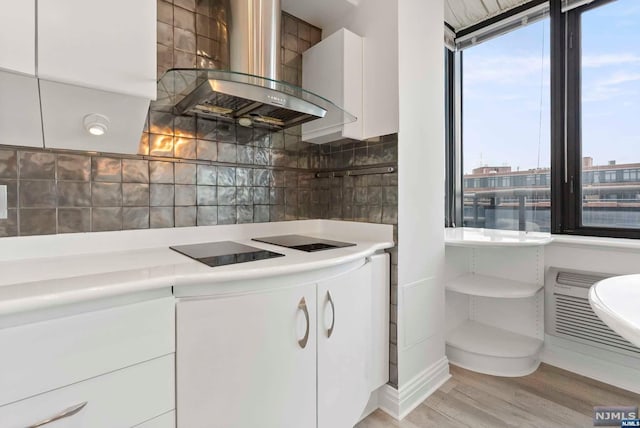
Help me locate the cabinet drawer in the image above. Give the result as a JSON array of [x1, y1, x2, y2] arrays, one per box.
[[0, 297, 174, 406], [0, 354, 175, 428], [136, 411, 175, 428]]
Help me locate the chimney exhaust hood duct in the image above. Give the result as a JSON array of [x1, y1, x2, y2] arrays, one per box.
[[152, 0, 355, 132]]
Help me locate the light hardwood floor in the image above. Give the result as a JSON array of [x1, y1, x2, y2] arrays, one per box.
[[357, 363, 640, 428]]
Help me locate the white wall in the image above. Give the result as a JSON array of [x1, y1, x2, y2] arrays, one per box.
[[283, 0, 399, 139], [396, 0, 448, 402]]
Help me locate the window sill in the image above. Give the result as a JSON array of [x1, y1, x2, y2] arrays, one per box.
[[445, 227, 553, 247], [551, 234, 640, 252]]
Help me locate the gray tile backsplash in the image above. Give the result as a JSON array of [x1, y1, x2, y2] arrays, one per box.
[[0, 151, 17, 179]]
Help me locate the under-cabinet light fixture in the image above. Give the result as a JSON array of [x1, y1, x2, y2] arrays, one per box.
[[83, 113, 110, 136]]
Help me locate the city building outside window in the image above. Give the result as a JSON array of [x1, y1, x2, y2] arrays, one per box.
[[461, 17, 551, 232]]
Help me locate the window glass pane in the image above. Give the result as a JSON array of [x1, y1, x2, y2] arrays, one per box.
[[581, 0, 640, 229], [462, 19, 551, 232]]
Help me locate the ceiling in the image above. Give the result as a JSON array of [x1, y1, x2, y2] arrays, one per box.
[[282, 0, 536, 36], [445, 0, 533, 31], [281, 0, 359, 30]]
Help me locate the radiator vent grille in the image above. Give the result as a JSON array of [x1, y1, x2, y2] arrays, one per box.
[[556, 271, 609, 288], [554, 294, 640, 355]]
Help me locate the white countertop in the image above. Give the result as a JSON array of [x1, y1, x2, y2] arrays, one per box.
[[445, 227, 553, 247], [0, 221, 394, 316], [589, 275, 640, 348]]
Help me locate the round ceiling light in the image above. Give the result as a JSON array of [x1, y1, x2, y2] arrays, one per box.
[[83, 113, 110, 136], [238, 117, 253, 128]]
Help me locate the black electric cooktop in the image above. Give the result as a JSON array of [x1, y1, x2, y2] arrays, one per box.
[[251, 234, 356, 252], [170, 241, 284, 267]]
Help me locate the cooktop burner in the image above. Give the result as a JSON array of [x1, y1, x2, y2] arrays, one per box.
[[170, 241, 284, 267], [251, 235, 356, 252]]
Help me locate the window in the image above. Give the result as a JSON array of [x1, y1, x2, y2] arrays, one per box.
[[562, 0, 640, 235], [461, 17, 551, 232], [445, 0, 640, 238]]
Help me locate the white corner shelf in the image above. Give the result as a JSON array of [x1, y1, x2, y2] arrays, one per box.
[[446, 320, 543, 377], [446, 273, 542, 299], [445, 227, 553, 248]]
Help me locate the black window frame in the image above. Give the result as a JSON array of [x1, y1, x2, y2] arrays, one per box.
[[445, 35, 462, 228], [445, 0, 640, 239], [553, 0, 640, 239]]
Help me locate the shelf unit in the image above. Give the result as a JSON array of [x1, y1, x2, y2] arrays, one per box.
[[447, 321, 544, 377], [446, 273, 542, 299], [444, 227, 552, 377]]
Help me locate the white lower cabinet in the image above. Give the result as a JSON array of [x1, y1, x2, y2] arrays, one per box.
[[176, 283, 317, 428], [0, 297, 175, 406], [0, 297, 176, 428], [136, 411, 176, 428], [317, 262, 372, 428], [176, 260, 379, 428], [0, 355, 175, 428]]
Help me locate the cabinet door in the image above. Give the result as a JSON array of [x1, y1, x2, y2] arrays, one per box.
[[317, 261, 373, 428], [39, 80, 149, 154], [369, 253, 390, 389], [177, 284, 317, 428], [0, 72, 43, 148], [37, 0, 156, 99], [0, 0, 35, 75]]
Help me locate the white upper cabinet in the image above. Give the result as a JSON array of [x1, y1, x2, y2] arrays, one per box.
[[0, 72, 44, 148], [291, 0, 400, 143], [37, 0, 157, 99], [39, 80, 149, 153], [302, 28, 363, 144], [0, 0, 36, 75]]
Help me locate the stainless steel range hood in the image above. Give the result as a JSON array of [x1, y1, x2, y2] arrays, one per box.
[[152, 0, 355, 132]]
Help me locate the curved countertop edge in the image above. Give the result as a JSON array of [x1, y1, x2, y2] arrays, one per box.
[[0, 277, 176, 318], [174, 242, 393, 286], [0, 241, 394, 317], [589, 276, 640, 348]]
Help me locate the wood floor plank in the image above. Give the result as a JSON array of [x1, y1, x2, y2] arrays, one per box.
[[449, 365, 593, 426], [451, 381, 563, 427], [423, 389, 511, 428], [358, 363, 640, 428], [355, 410, 419, 428], [438, 378, 459, 394], [404, 402, 464, 428], [506, 365, 638, 417]]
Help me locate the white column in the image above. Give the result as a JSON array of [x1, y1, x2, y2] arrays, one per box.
[[394, 0, 449, 418]]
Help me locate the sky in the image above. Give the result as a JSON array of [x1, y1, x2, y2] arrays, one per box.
[[462, 0, 640, 174]]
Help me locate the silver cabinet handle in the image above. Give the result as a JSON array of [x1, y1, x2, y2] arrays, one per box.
[[28, 401, 88, 427], [298, 297, 309, 349], [327, 291, 335, 338]]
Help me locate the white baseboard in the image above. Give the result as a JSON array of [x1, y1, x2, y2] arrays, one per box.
[[377, 357, 451, 420], [543, 336, 640, 395]]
